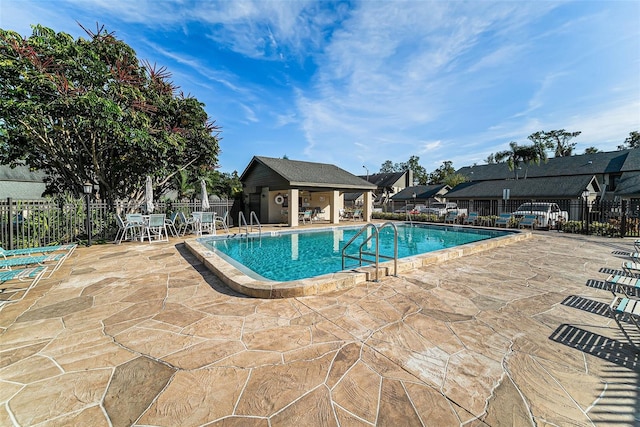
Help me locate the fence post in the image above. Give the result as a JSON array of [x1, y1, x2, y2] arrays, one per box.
[[621, 200, 627, 237], [7, 198, 13, 250]]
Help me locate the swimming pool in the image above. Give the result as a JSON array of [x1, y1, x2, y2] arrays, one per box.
[[197, 223, 511, 282]]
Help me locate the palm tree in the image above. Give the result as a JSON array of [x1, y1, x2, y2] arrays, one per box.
[[495, 141, 524, 179]]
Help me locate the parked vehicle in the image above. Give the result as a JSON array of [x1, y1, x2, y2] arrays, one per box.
[[409, 204, 426, 214], [394, 205, 414, 214], [422, 202, 467, 217], [511, 202, 568, 228]]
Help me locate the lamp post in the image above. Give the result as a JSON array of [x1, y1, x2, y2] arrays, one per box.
[[83, 181, 93, 247], [362, 165, 369, 182]]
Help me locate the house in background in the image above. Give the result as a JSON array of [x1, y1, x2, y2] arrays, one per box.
[[344, 170, 413, 209], [390, 184, 449, 209], [239, 156, 377, 226], [447, 148, 639, 217], [0, 165, 46, 200]]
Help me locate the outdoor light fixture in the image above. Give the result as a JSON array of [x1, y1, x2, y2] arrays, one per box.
[[83, 182, 93, 194], [363, 165, 369, 182], [83, 181, 93, 246]]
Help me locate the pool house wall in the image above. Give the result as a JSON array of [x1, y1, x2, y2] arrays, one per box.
[[240, 156, 377, 227]]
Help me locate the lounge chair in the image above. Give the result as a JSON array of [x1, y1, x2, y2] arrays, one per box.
[[444, 211, 458, 224], [351, 209, 363, 221], [494, 213, 512, 228], [518, 214, 537, 229], [0, 244, 76, 258], [0, 266, 48, 306], [463, 212, 478, 225], [610, 296, 640, 334], [605, 274, 640, 298], [622, 261, 640, 278], [0, 253, 67, 278]]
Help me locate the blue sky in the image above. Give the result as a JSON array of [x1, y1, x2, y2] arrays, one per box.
[[1, 0, 639, 176]]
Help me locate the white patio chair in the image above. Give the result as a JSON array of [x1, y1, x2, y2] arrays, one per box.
[[144, 214, 169, 243], [177, 211, 197, 236], [115, 214, 144, 244], [214, 211, 230, 233], [164, 212, 180, 237]]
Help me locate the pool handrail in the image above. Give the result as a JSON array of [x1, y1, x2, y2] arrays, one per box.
[[341, 222, 398, 281], [238, 211, 262, 237]]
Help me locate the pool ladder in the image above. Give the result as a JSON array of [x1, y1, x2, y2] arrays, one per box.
[[238, 211, 261, 238], [341, 222, 398, 282]]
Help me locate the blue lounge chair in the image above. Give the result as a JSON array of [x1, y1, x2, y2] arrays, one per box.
[[463, 212, 478, 225], [610, 296, 640, 335], [622, 261, 640, 278], [518, 214, 537, 229], [444, 211, 458, 224], [606, 274, 640, 298], [0, 244, 76, 258], [0, 253, 67, 278], [0, 266, 48, 306], [494, 213, 512, 227]]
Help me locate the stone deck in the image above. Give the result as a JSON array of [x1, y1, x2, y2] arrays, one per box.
[[0, 227, 639, 426]]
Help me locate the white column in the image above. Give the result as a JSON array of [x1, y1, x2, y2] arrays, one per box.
[[289, 188, 299, 227], [363, 191, 373, 222], [329, 190, 340, 224]]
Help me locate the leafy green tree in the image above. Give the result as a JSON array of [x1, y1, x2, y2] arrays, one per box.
[[618, 131, 639, 150], [485, 153, 496, 164], [528, 129, 581, 157], [378, 156, 428, 184], [0, 24, 220, 206], [428, 161, 455, 184], [398, 155, 428, 185], [379, 160, 396, 173], [584, 147, 600, 154], [442, 173, 467, 188]]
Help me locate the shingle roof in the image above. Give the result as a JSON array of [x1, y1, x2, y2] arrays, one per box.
[[391, 185, 447, 201], [457, 149, 638, 181], [359, 172, 407, 188], [445, 176, 599, 199], [0, 165, 46, 199], [0, 165, 45, 182], [241, 156, 377, 190], [615, 172, 640, 196]]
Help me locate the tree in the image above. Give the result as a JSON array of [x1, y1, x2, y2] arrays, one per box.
[[584, 147, 600, 154], [618, 131, 640, 150], [485, 153, 496, 164], [494, 142, 525, 179], [442, 173, 467, 188], [398, 155, 428, 185], [428, 161, 455, 184], [378, 156, 428, 184], [529, 129, 581, 157], [379, 160, 396, 173], [0, 24, 220, 206]]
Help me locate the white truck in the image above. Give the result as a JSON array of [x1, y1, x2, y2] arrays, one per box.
[[511, 202, 568, 228], [422, 202, 467, 217]]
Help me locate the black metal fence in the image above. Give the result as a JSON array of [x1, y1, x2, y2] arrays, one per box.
[[0, 197, 236, 250], [387, 198, 640, 237]]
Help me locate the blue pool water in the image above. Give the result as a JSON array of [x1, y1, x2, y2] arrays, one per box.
[[198, 223, 510, 282]]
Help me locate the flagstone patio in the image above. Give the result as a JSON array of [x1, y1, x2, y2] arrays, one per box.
[[0, 226, 638, 426]]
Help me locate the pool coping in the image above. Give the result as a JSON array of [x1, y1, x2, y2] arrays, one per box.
[[184, 223, 532, 298]]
